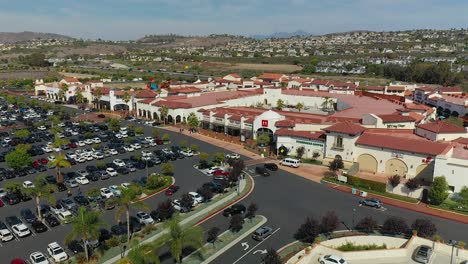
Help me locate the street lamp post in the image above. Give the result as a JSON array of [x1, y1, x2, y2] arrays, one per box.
[[352, 209, 356, 231], [449, 240, 458, 264]]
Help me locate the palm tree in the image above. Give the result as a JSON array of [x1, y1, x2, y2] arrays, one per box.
[[94, 88, 103, 109], [296, 102, 304, 112], [122, 91, 131, 116], [60, 83, 69, 101], [49, 153, 71, 183], [276, 99, 284, 110], [187, 112, 199, 130], [159, 105, 169, 124], [321, 96, 333, 111], [162, 217, 204, 263], [52, 135, 70, 154], [114, 186, 149, 244], [66, 206, 106, 262], [23, 175, 55, 221], [118, 239, 162, 264]]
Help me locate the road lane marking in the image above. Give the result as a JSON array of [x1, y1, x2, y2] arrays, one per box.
[[241, 242, 249, 251], [232, 227, 281, 264]]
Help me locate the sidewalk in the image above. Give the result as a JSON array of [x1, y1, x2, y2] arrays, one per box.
[[162, 125, 468, 224], [326, 182, 468, 224]]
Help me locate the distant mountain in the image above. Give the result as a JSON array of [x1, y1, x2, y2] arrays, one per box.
[[250, 30, 313, 39], [0, 31, 73, 44], [136, 34, 249, 48]]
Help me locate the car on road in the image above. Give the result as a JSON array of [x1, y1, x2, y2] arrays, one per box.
[[318, 255, 347, 264], [47, 242, 68, 262], [264, 163, 278, 171], [0, 221, 14, 242], [31, 220, 48, 233], [359, 198, 383, 208], [12, 223, 31, 237], [136, 211, 155, 225], [100, 188, 114, 199], [165, 185, 180, 196], [252, 226, 273, 241], [255, 166, 270, 176], [75, 176, 90, 185], [226, 153, 240, 159], [188, 192, 204, 205], [413, 245, 433, 263], [57, 210, 73, 224], [20, 208, 37, 223], [223, 204, 246, 217], [29, 251, 50, 264]]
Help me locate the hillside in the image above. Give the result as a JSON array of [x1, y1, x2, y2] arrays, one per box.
[[0, 31, 73, 43], [136, 34, 250, 48]]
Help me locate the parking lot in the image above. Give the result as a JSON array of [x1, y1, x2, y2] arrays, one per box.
[[0, 98, 244, 262]]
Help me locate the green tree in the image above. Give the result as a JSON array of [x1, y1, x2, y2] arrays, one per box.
[[87, 187, 100, 198], [190, 144, 198, 153], [4, 181, 23, 194], [14, 129, 30, 139], [256, 134, 270, 146], [135, 126, 144, 135], [161, 217, 204, 263], [212, 152, 225, 164], [23, 175, 55, 221], [66, 207, 106, 262], [199, 152, 209, 163], [321, 96, 333, 111], [49, 154, 71, 183], [122, 91, 131, 113], [52, 135, 70, 151], [328, 158, 344, 175], [262, 248, 281, 264], [296, 102, 304, 112], [459, 186, 468, 205], [187, 112, 199, 129], [161, 162, 174, 176], [152, 128, 160, 138], [162, 133, 170, 142], [94, 88, 103, 109], [5, 148, 32, 169], [120, 239, 162, 264], [48, 115, 61, 127], [115, 186, 148, 244], [179, 140, 187, 149], [296, 146, 305, 159], [146, 174, 166, 190], [428, 176, 449, 205], [75, 89, 85, 104], [276, 99, 284, 110], [159, 105, 169, 124]]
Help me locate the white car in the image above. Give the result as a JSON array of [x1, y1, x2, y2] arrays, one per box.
[[123, 145, 134, 152], [30, 251, 50, 264], [206, 167, 223, 175], [100, 188, 114, 199], [75, 156, 86, 163], [318, 255, 347, 264], [188, 192, 204, 205], [12, 224, 31, 237], [180, 149, 194, 157], [50, 204, 65, 214], [42, 146, 53, 153], [172, 200, 190, 213], [48, 155, 56, 162], [23, 180, 35, 188], [77, 141, 86, 147], [84, 139, 94, 145], [47, 242, 68, 262], [93, 152, 104, 159], [109, 185, 121, 196], [141, 150, 152, 156], [109, 149, 118, 155], [136, 211, 155, 225], [131, 143, 142, 149], [113, 159, 126, 167], [0, 227, 13, 242], [121, 182, 131, 189], [76, 176, 90, 185], [106, 168, 118, 177], [37, 126, 47, 131], [57, 210, 73, 224], [144, 137, 154, 143], [93, 137, 101, 143], [226, 153, 241, 159]]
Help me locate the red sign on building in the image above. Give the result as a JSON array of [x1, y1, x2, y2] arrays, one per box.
[[261, 120, 268, 127]]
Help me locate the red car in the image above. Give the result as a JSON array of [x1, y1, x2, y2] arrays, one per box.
[[165, 185, 180, 196], [156, 139, 164, 145], [213, 170, 229, 177], [38, 158, 49, 164], [0, 199, 4, 207], [69, 142, 77, 148], [32, 161, 41, 168]]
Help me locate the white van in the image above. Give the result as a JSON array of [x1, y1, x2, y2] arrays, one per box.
[[280, 158, 301, 168]]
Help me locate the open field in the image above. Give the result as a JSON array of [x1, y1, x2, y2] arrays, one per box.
[[60, 71, 100, 79], [199, 61, 302, 73], [0, 70, 59, 80]]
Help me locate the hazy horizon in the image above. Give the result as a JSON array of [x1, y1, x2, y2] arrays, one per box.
[[0, 0, 467, 40]]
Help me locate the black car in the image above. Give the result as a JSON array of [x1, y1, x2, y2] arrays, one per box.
[[20, 208, 37, 223], [2, 192, 20, 205], [202, 182, 224, 194], [116, 167, 130, 175], [222, 204, 246, 217], [74, 195, 90, 206], [37, 165, 47, 172], [31, 220, 48, 233], [18, 191, 32, 201], [86, 165, 98, 173], [46, 175, 57, 184], [86, 172, 100, 182], [45, 214, 60, 227], [111, 223, 128, 235], [149, 210, 161, 222], [56, 182, 67, 192], [68, 240, 85, 254], [98, 228, 113, 242], [133, 162, 146, 170], [264, 163, 278, 171], [37, 204, 51, 217], [128, 217, 142, 232], [5, 215, 22, 227], [255, 166, 270, 177]]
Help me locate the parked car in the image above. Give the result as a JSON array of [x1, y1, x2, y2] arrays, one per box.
[[45, 214, 60, 227], [56, 183, 67, 192], [20, 208, 37, 223], [255, 166, 270, 176], [318, 255, 347, 264], [172, 200, 190, 213], [67, 240, 84, 255], [413, 245, 433, 263], [31, 220, 48, 233], [29, 251, 49, 264], [47, 242, 68, 262], [226, 153, 241, 159], [264, 163, 278, 171], [65, 179, 79, 188], [111, 223, 127, 236], [57, 210, 73, 224], [60, 198, 77, 210], [359, 198, 383, 208], [100, 188, 114, 199], [223, 204, 246, 217], [0, 221, 14, 242], [12, 223, 31, 237], [165, 185, 180, 196], [188, 192, 204, 205], [135, 211, 155, 225], [75, 176, 90, 185], [252, 226, 273, 241]]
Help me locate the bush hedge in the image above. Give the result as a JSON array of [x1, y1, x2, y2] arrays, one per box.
[[345, 174, 386, 192]]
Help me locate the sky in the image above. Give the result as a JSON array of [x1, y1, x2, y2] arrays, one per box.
[[0, 0, 467, 40]]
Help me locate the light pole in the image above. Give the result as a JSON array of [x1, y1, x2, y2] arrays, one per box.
[[449, 240, 458, 264], [352, 209, 356, 231], [146, 158, 149, 178]]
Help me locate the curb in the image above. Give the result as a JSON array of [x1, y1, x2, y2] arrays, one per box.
[[277, 240, 301, 254], [427, 204, 468, 218], [199, 215, 267, 264], [196, 174, 255, 226], [133, 177, 175, 202]]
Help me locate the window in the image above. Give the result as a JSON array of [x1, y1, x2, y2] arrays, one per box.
[[333, 136, 343, 149]]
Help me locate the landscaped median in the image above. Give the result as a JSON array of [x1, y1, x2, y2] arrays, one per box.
[[183, 215, 267, 264], [97, 174, 254, 264]]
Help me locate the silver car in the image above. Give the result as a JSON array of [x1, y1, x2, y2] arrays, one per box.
[[413, 245, 433, 263], [252, 226, 273, 241]]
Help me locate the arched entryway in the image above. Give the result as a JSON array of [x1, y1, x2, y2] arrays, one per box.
[[385, 158, 408, 176], [415, 163, 434, 182], [153, 112, 159, 120], [167, 115, 174, 124], [357, 154, 378, 173], [176, 115, 181, 123], [114, 104, 129, 111]]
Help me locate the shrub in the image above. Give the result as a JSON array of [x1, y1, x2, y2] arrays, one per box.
[[146, 174, 166, 190], [411, 219, 437, 238], [207, 227, 220, 244], [190, 144, 198, 152], [196, 185, 213, 202], [162, 133, 170, 142], [157, 199, 175, 220], [347, 175, 386, 192], [199, 152, 210, 162], [212, 152, 225, 164], [245, 203, 258, 219], [296, 146, 305, 159], [428, 176, 449, 205], [336, 242, 387, 251], [382, 216, 409, 235], [161, 162, 174, 175], [355, 217, 379, 233], [405, 178, 420, 195], [388, 175, 401, 189], [180, 193, 194, 209], [262, 248, 281, 264], [329, 158, 344, 172], [294, 217, 320, 243], [230, 214, 244, 232], [320, 211, 340, 234]]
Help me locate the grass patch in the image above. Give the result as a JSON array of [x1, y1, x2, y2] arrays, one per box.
[[323, 177, 419, 203], [336, 241, 387, 251], [142, 175, 173, 195], [184, 215, 263, 264], [429, 198, 468, 215], [278, 241, 309, 263]]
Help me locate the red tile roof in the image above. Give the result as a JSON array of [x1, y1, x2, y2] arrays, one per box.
[[356, 133, 450, 156], [169, 87, 201, 94], [213, 112, 225, 118], [138, 98, 156, 104], [329, 81, 357, 89], [408, 112, 425, 123], [404, 103, 430, 111], [377, 114, 416, 123], [275, 128, 326, 141], [438, 86, 463, 93], [228, 74, 241, 78], [258, 73, 285, 80], [310, 79, 329, 86], [275, 120, 296, 127], [364, 86, 385, 91], [387, 86, 405, 91], [228, 115, 242, 121], [134, 90, 158, 98], [416, 121, 466, 134], [453, 137, 468, 145], [323, 121, 366, 135], [416, 86, 434, 92], [63, 77, 80, 83]]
